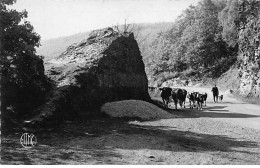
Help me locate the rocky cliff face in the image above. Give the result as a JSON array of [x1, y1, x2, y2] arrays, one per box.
[[26, 27, 150, 128], [237, 0, 260, 98]]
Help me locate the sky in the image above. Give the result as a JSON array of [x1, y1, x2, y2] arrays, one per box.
[[10, 0, 200, 40]]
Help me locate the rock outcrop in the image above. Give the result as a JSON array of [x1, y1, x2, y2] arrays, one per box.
[[26, 27, 150, 128], [237, 0, 260, 98]]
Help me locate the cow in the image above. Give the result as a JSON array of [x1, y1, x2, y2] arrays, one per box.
[[195, 92, 207, 110], [159, 87, 172, 108], [171, 88, 187, 109], [187, 92, 198, 109]]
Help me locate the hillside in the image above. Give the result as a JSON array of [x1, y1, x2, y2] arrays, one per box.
[[36, 22, 173, 61], [37, 32, 91, 61]]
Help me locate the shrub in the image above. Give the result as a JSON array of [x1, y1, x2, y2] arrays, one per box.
[[181, 68, 197, 77]]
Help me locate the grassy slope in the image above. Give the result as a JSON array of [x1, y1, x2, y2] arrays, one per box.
[[36, 22, 173, 61]]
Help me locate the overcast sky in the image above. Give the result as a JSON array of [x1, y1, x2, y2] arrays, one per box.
[[10, 0, 199, 40]]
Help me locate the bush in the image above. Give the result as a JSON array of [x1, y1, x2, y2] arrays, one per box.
[[155, 71, 180, 85], [181, 68, 197, 77]]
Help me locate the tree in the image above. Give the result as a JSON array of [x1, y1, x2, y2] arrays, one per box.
[[148, 0, 237, 81], [219, 0, 240, 47], [0, 0, 50, 120]]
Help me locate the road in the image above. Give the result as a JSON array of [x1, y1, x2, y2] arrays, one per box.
[[175, 86, 260, 130]]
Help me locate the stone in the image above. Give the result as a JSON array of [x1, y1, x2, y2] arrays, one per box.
[[25, 27, 150, 129]]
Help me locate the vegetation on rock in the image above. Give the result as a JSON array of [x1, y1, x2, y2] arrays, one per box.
[[235, 0, 260, 97]]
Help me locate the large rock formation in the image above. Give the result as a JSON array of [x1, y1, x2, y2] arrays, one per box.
[[26, 27, 150, 128], [237, 0, 260, 98]]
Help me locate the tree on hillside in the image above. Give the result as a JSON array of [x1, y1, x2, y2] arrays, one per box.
[[149, 0, 237, 81], [0, 0, 50, 121], [219, 0, 240, 47]]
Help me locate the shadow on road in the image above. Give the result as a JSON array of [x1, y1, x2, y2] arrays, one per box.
[[2, 95, 260, 164], [152, 98, 260, 119], [1, 118, 259, 164], [115, 121, 259, 152], [1, 127, 124, 164], [165, 106, 260, 119], [38, 119, 260, 153]]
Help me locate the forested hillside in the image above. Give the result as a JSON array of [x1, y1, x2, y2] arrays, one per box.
[[145, 0, 260, 98], [146, 0, 238, 86]]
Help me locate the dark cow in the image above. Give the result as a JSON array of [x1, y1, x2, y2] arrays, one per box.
[[187, 92, 198, 109], [171, 88, 187, 109], [195, 92, 207, 110], [159, 87, 172, 107]]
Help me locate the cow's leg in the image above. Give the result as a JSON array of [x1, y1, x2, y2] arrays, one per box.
[[166, 98, 169, 108], [189, 101, 192, 109], [174, 100, 178, 109], [179, 101, 182, 110], [162, 98, 165, 106]]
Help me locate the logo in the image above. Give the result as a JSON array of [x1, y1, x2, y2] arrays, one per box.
[[20, 133, 37, 148]]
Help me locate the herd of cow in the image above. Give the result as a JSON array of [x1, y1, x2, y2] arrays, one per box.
[[158, 87, 207, 110]]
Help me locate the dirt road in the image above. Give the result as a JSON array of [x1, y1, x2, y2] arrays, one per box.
[[177, 86, 260, 130], [1, 86, 260, 164]]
